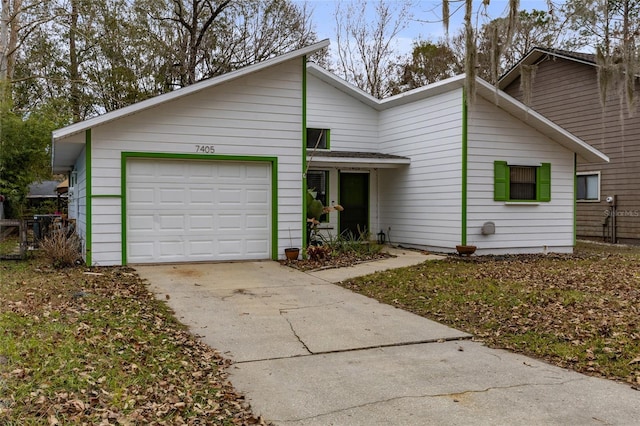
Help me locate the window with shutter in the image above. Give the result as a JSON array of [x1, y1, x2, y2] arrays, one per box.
[[494, 161, 551, 202]]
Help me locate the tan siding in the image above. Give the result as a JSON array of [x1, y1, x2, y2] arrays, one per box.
[[504, 57, 640, 243]]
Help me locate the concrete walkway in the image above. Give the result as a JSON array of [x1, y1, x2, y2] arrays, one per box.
[[135, 248, 640, 425]]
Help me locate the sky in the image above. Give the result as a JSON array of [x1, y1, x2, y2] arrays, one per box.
[[296, 0, 556, 56]]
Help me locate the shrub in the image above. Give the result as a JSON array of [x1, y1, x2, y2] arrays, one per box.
[[315, 230, 384, 258], [307, 244, 331, 261], [39, 230, 82, 268]]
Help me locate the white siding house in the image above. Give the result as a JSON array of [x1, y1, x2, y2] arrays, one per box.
[[52, 41, 608, 266], [378, 89, 464, 251], [467, 96, 576, 253]]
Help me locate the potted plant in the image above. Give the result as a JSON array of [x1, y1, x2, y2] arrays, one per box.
[[285, 228, 300, 260], [456, 244, 477, 256]]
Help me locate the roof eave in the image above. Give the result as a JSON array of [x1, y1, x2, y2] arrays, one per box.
[[308, 157, 411, 169], [53, 39, 330, 141], [499, 47, 597, 89], [306, 64, 467, 110], [306, 63, 381, 109], [476, 79, 609, 164], [498, 49, 546, 88]]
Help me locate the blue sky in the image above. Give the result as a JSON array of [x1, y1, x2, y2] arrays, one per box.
[[297, 0, 555, 56]]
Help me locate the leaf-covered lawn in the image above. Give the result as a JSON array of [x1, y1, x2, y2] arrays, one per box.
[[339, 241, 640, 387], [0, 259, 268, 425]]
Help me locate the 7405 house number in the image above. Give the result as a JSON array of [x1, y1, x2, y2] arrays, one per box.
[[195, 145, 215, 153]]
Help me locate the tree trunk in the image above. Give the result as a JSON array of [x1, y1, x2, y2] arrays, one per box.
[[69, 0, 81, 122], [1, 0, 22, 83]]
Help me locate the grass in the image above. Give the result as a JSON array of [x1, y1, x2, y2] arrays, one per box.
[[0, 256, 266, 425], [339, 241, 640, 386], [0, 235, 21, 256], [2, 239, 638, 423]]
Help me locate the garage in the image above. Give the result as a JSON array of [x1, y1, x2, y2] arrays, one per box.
[[126, 158, 272, 263]]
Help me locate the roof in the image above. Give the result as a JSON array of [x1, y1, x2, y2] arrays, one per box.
[[28, 181, 62, 198], [499, 47, 596, 89], [308, 150, 411, 168], [56, 178, 69, 194], [306, 63, 468, 110], [308, 63, 608, 163], [52, 41, 607, 171], [52, 40, 330, 172]]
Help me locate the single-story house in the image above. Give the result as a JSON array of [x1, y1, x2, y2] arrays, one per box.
[[52, 40, 608, 266]]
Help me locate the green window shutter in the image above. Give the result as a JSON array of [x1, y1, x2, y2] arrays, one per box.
[[494, 161, 509, 201], [538, 162, 551, 202]]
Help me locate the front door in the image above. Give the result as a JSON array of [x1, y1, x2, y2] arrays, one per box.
[[339, 172, 369, 239]]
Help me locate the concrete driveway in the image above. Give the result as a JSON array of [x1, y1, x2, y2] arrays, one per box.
[[135, 249, 640, 425]]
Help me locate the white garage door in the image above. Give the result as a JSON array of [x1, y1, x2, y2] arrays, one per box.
[[127, 158, 271, 263]]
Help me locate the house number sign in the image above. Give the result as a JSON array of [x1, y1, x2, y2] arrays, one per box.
[[195, 145, 216, 154]]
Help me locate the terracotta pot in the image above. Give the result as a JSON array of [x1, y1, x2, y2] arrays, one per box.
[[285, 248, 300, 260], [456, 245, 477, 256]]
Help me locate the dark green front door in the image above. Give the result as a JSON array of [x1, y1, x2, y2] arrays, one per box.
[[339, 172, 369, 239]]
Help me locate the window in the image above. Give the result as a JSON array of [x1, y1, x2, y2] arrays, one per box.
[[510, 166, 537, 200], [494, 161, 551, 202], [307, 170, 329, 222], [307, 128, 329, 149], [577, 172, 600, 201]]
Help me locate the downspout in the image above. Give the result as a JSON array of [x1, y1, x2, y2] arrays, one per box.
[[573, 153, 577, 247], [85, 129, 92, 266], [461, 89, 468, 246], [301, 56, 308, 249]]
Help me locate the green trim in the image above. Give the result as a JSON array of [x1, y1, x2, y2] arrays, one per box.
[[120, 154, 127, 265], [337, 171, 370, 238], [305, 128, 330, 150], [302, 56, 308, 248], [325, 170, 330, 223], [461, 90, 468, 246], [573, 154, 577, 246], [271, 160, 279, 258], [537, 162, 551, 202], [85, 129, 92, 266], [494, 161, 551, 203], [493, 160, 509, 201], [367, 172, 371, 237], [91, 194, 122, 198], [120, 152, 279, 265], [336, 170, 341, 234]]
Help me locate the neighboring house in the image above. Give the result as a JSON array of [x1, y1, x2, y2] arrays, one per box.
[[27, 180, 67, 213], [51, 40, 607, 266], [27, 180, 60, 202], [500, 47, 640, 244]]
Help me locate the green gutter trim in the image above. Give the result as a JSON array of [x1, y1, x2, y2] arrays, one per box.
[[120, 152, 279, 265], [573, 153, 577, 247], [302, 55, 308, 248], [85, 129, 92, 266], [120, 154, 127, 265], [461, 90, 468, 246]]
